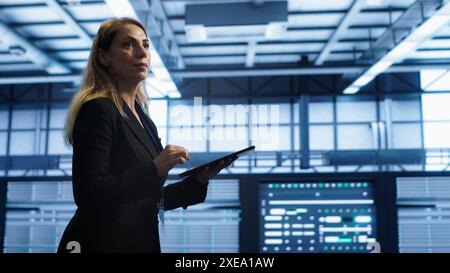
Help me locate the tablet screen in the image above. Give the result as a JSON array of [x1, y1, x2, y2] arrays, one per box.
[[178, 146, 255, 178]]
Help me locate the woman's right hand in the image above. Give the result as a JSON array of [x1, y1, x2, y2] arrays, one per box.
[[153, 144, 190, 178]]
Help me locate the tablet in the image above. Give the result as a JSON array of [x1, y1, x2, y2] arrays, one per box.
[[178, 146, 255, 178]]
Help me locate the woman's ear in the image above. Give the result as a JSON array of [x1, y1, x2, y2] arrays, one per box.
[[98, 48, 109, 67]]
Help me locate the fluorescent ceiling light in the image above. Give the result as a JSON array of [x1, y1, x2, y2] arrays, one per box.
[[366, 60, 393, 75], [420, 69, 448, 90], [385, 41, 418, 60], [421, 69, 450, 92], [353, 75, 375, 87], [104, 0, 138, 19], [168, 91, 181, 98], [185, 25, 207, 43], [47, 64, 70, 74], [409, 15, 450, 41], [343, 86, 360, 94], [343, 1, 450, 95]]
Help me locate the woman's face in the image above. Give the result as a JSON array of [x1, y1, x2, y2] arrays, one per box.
[[99, 23, 151, 87]]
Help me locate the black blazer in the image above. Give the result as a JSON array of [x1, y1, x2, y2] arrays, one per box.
[[57, 98, 208, 253]]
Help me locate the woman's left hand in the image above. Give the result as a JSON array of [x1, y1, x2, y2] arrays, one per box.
[[193, 157, 235, 185]]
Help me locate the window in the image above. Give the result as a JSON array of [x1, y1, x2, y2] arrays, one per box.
[[310, 125, 334, 150], [309, 102, 333, 123], [423, 123, 450, 148], [422, 93, 450, 148], [0, 132, 7, 155], [420, 69, 450, 92], [335, 99, 378, 150], [392, 124, 422, 149], [9, 131, 35, 155], [422, 93, 450, 121], [337, 124, 374, 150], [0, 109, 8, 129], [48, 130, 71, 155], [337, 101, 376, 122], [251, 125, 290, 151], [49, 108, 67, 129], [11, 109, 39, 129]]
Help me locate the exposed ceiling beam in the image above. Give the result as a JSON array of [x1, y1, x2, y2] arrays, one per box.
[[0, 1, 104, 9], [1, 62, 449, 84], [0, 66, 432, 83], [170, 63, 450, 78], [167, 8, 406, 20], [315, 0, 365, 65], [0, 20, 70, 74], [0, 3, 46, 9], [161, 0, 286, 3], [44, 49, 90, 54], [173, 24, 388, 36], [44, 0, 93, 46], [0, 74, 81, 84], [177, 38, 377, 47], [29, 35, 84, 42], [162, 0, 408, 12], [0, 63, 42, 72], [150, 0, 186, 69], [172, 67, 364, 78], [174, 33, 329, 45], [168, 10, 347, 20], [9, 19, 104, 28]]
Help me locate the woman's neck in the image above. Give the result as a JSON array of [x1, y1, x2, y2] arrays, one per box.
[[118, 83, 138, 112]]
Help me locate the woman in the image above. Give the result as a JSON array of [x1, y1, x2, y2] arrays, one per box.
[[57, 18, 231, 253]]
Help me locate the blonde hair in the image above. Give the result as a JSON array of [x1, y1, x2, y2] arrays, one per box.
[[64, 17, 149, 146]]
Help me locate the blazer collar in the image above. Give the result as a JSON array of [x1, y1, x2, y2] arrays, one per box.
[[120, 99, 158, 159]]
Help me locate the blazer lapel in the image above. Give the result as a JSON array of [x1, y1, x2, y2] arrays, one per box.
[[120, 100, 158, 159], [137, 104, 164, 154]]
